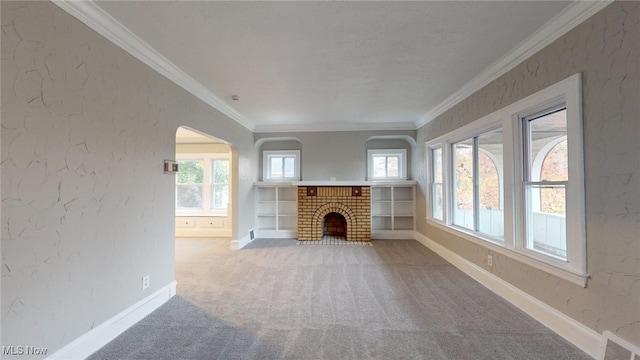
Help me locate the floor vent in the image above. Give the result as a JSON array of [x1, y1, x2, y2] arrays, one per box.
[[599, 331, 640, 360]]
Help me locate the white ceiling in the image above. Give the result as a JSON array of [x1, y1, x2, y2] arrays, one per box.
[[56, 1, 607, 133]]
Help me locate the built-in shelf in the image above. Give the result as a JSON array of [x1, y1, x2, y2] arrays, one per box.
[[371, 183, 415, 239], [255, 181, 415, 240], [255, 183, 297, 238]]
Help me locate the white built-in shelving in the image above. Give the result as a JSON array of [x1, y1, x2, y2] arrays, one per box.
[[255, 181, 414, 240], [371, 183, 415, 239], [255, 183, 297, 238]]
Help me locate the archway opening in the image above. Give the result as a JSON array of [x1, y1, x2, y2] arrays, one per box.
[[174, 126, 236, 240]]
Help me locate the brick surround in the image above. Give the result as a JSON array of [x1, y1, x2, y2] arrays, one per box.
[[297, 186, 371, 241]]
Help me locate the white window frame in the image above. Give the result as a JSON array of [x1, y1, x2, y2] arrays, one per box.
[[367, 149, 407, 180], [211, 158, 230, 211], [520, 106, 568, 260], [449, 130, 505, 243], [176, 153, 230, 216], [425, 73, 586, 286], [430, 146, 445, 222], [263, 150, 300, 181]]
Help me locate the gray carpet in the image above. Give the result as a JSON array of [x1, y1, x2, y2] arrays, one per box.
[[88, 238, 591, 360]]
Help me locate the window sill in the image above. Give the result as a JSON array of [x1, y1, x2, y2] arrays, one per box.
[[262, 178, 300, 182], [369, 178, 408, 182], [254, 180, 418, 186], [176, 212, 228, 217], [426, 219, 589, 287]]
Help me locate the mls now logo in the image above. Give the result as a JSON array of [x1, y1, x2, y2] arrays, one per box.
[[2, 346, 48, 356]]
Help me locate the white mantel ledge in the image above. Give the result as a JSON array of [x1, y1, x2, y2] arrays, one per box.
[[254, 180, 417, 186]]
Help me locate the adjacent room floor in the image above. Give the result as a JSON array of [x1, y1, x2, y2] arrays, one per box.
[[89, 238, 591, 359]]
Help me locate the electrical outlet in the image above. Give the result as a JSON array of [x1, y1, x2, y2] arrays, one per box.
[[487, 255, 493, 267], [142, 275, 150, 290]]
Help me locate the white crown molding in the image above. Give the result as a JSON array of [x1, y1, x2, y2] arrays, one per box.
[[253, 121, 417, 133], [52, 0, 255, 132], [415, 0, 612, 129], [53, 0, 610, 134]]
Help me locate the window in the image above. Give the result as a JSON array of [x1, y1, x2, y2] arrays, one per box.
[[263, 150, 300, 181], [425, 74, 585, 286], [368, 149, 407, 180], [431, 147, 444, 221], [478, 130, 504, 238], [451, 130, 504, 240], [212, 159, 230, 210], [176, 154, 230, 215], [523, 107, 568, 259], [453, 138, 475, 229], [176, 160, 204, 209]]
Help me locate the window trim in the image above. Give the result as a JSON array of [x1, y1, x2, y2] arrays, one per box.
[[513, 83, 585, 275], [430, 146, 445, 222], [451, 137, 477, 231], [211, 158, 230, 211], [176, 153, 230, 216], [425, 73, 586, 286], [520, 107, 569, 260], [367, 149, 408, 180], [263, 150, 301, 181]]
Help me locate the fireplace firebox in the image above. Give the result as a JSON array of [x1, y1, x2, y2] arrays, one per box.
[[323, 212, 347, 237]]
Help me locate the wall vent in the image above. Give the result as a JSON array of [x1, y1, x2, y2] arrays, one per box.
[[249, 229, 255, 241], [599, 331, 640, 360]]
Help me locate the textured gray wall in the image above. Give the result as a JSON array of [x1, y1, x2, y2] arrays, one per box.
[[1, 1, 256, 356], [415, 2, 639, 345], [255, 131, 416, 181]]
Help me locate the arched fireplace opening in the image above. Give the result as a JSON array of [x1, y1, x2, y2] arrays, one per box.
[[323, 212, 347, 239]]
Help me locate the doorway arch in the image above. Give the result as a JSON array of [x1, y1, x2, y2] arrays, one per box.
[[174, 126, 238, 241]]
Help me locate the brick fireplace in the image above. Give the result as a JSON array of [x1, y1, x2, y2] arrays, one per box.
[[297, 186, 371, 241]]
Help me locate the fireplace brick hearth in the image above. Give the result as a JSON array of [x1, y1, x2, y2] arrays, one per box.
[[297, 186, 371, 241]]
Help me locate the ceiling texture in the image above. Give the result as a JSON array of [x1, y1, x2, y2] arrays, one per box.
[[54, 1, 609, 133]]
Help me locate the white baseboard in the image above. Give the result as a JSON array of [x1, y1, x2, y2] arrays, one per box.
[[47, 281, 177, 360], [255, 229, 297, 239], [414, 231, 601, 358], [230, 234, 253, 249]]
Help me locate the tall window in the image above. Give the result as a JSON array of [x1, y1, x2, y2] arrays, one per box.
[[368, 149, 407, 180], [451, 130, 504, 240], [431, 148, 444, 220], [453, 139, 475, 230], [425, 74, 585, 285], [176, 160, 204, 209], [263, 150, 300, 181], [212, 159, 230, 210], [523, 107, 568, 259], [176, 155, 230, 215], [478, 131, 503, 238]]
